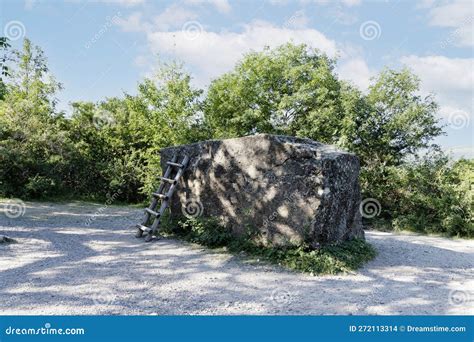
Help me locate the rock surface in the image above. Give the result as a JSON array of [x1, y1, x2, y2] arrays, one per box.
[[0, 235, 16, 243], [160, 134, 364, 246]]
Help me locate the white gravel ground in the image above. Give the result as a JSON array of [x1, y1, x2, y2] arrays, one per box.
[[0, 201, 473, 315]]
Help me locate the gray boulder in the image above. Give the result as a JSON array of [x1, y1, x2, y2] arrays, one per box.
[[160, 134, 364, 247]]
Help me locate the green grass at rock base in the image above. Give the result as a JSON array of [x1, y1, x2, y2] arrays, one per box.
[[160, 217, 377, 275]]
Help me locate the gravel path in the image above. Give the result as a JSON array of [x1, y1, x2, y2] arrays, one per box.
[[1, 201, 473, 315]]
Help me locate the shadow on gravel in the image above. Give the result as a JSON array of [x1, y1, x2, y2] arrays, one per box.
[[0, 203, 472, 315]]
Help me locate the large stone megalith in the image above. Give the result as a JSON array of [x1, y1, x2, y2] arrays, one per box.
[[160, 134, 364, 247]]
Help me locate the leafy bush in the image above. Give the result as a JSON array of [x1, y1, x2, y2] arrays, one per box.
[[0, 40, 203, 203], [389, 155, 473, 237], [174, 217, 233, 248]]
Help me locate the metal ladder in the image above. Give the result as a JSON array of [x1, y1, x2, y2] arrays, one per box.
[[136, 155, 189, 242]]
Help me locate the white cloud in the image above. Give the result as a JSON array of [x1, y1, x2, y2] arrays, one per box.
[[96, 0, 144, 6], [116, 5, 199, 33], [445, 145, 474, 159], [114, 12, 150, 32], [302, 0, 361, 6], [401, 55, 473, 145], [145, 20, 338, 85], [341, 0, 361, 7], [429, 0, 471, 26], [337, 58, 373, 91], [268, 0, 289, 5], [185, 0, 231, 13], [133, 54, 150, 67], [153, 4, 198, 30], [438, 105, 471, 121], [29, 0, 145, 7], [330, 4, 359, 25], [400, 55, 473, 112], [283, 10, 309, 29], [428, 0, 473, 47]]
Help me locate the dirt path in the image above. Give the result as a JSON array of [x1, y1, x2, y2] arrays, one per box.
[[1, 201, 472, 315]]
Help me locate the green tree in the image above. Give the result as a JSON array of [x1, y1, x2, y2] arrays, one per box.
[[204, 43, 343, 143], [203, 43, 469, 235], [0, 38, 65, 197], [65, 61, 205, 201], [339, 69, 443, 167], [0, 37, 11, 99], [205, 44, 443, 166], [0, 39, 470, 237], [119, 61, 204, 196], [338, 70, 444, 223]]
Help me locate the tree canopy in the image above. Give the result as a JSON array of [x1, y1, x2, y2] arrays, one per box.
[[0, 39, 471, 237]]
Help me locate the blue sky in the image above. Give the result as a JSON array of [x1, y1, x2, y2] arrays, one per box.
[[1, 0, 473, 158]]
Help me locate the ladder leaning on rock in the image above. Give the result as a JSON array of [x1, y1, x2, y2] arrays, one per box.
[[135, 154, 189, 242]]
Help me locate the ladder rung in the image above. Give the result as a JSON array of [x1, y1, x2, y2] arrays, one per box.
[[152, 193, 168, 200], [167, 161, 185, 168], [161, 177, 177, 184], [145, 208, 160, 217], [137, 224, 151, 232], [135, 154, 189, 240]]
